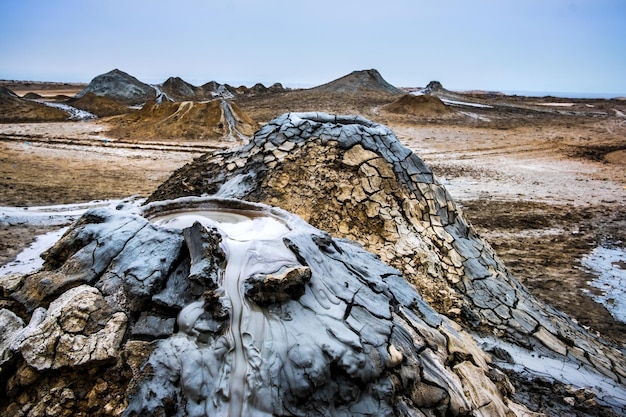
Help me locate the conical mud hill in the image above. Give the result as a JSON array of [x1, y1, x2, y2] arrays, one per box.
[[160, 77, 237, 101], [160, 76, 200, 101], [150, 112, 626, 415], [234, 69, 403, 124], [75, 69, 156, 105], [107, 99, 257, 141], [383, 94, 451, 117], [311, 68, 404, 94]]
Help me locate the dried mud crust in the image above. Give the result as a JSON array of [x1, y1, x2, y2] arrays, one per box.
[[461, 199, 626, 346], [2, 103, 626, 346]]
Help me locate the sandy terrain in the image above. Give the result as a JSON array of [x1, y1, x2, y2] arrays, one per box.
[[1, 90, 626, 349]]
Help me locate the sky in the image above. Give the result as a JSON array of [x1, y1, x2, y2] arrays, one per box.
[[1, 0, 625, 95]]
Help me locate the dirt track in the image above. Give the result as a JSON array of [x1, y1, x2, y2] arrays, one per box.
[[1, 100, 626, 347]]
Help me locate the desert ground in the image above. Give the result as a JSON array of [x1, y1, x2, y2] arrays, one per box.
[[1, 80, 625, 351]]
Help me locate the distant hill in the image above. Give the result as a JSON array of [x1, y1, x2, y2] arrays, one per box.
[[310, 69, 403, 94], [383, 94, 450, 116], [0, 86, 68, 122], [422, 80, 445, 94], [160, 77, 202, 101], [236, 82, 286, 96], [160, 76, 251, 101], [234, 69, 404, 123], [75, 69, 156, 105]]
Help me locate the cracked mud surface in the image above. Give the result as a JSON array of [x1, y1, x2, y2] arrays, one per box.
[[393, 120, 626, 347], [3, 112, 624, 347], [1, 94, 626, 416]]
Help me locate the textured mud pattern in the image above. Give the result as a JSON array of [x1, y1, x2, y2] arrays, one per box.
[[1, 113, 625, 416], [2, 198, 528, 416], [150, 112, 626, 414]]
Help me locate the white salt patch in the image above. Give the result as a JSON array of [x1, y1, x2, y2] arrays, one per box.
[[534, 102, 575, 107], [0, 227, 68, 276], [581, 246, 626, 323], [459, 111, 491, 122], [0, 198, 142, 226], [41, 101, 97, 120], [440, 99, 493, 108]]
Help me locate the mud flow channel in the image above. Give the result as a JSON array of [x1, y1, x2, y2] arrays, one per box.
[[150, 208, 296, 415]]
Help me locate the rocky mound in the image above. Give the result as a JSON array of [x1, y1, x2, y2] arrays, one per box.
[[149, 112, 626, 415], [204, 82, 237, 99], [75, 69, 156, 106], [0, 86, 68, 122], [383, 94, 450, 116], [311, 69, 404, 95], [160, 76, 201, 101], [422, 80, 445, 94], [66, 92, 131, 117], [107, 99, 256, 141]]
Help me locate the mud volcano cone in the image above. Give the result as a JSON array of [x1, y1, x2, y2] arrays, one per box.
[[1, 113, 625, 416], [2, 196, 530, 416], [150, 112, 626, 414]]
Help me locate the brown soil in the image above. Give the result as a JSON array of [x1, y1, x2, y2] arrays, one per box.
[[1, 86, 626, 349], [0, 94, 68, 123], [67, 92, 131, 117], [383, 94, 450, 117], [235, 88, 399, 124], [107, 100, 257, 140]]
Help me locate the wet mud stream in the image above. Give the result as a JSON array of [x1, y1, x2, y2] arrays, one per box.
[[152, 208, 293, 415]]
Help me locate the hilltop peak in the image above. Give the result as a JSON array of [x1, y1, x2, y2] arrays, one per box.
[[76, 69, 156, 105], [311, 69, 403, 94]]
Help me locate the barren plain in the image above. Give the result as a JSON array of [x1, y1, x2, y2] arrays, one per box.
[[1, 81, 625, 348]]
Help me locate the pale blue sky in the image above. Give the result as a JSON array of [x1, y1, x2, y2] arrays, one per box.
[[1, 0, 625, 95]]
